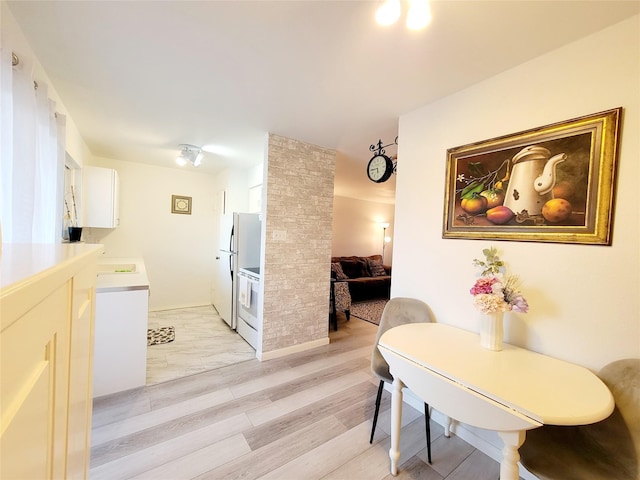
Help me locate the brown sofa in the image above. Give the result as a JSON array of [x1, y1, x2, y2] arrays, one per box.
[[330, 255, 391, 302]]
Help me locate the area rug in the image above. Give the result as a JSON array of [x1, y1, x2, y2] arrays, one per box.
[[350, 299, 388, 326], [147, 326, 175, 346]]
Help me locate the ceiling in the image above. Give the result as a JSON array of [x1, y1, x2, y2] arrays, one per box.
[[7, 1, 639, 204]]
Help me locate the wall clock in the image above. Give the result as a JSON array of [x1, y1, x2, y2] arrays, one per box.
[[367, 154, 395, 183]]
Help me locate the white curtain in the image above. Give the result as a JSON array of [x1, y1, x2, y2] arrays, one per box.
[[0, 46, 65, 244], [0, 46, 14, 244]]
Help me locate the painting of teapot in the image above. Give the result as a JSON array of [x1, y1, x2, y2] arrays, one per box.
[[503, 145, 567, 216]]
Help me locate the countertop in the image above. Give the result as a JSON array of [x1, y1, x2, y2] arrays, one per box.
[[1, 243, 104, 290], [96, 257, 150, 293]]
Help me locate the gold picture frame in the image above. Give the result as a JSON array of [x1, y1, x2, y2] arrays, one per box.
[[442, 108, 622, 245], [171, 195, 192, 215]]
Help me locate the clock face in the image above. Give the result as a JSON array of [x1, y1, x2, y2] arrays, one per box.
[[367, 154, 393, 183]]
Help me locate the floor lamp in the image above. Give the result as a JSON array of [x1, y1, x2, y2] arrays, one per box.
[[380, 222, 391, 263]]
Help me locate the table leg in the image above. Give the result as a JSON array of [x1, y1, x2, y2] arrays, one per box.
[[444, 415, 452, 438], [389, 377, 404, 476], [497, 430, 525, 480]]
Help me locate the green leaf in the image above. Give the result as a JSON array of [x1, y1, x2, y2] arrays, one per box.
[[468, 162, 486, 177], [461, 182, 484, 199]]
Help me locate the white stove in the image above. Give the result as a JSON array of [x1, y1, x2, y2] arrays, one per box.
[[237, 267, 260, 349]]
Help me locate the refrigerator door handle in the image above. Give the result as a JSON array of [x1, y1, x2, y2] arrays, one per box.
[[229, 225, 234, 252], [229, 254, 233, 281]]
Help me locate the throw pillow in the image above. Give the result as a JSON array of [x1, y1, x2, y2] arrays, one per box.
[[367, 257, 387, 277], [340, 258, 367, 278], [331, 262, 348, 280]]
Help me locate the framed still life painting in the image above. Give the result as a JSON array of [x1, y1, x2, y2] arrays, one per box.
[[442, 108, 622, 245]]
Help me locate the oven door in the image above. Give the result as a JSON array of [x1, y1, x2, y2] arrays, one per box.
[[237, 272, 259, 348]]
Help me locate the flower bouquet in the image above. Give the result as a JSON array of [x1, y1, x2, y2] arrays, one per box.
[[470, 247, 528, 314], [470, 247, 528, 350]]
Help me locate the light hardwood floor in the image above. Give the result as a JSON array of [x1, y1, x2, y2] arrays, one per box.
[[91, 314, 502, 479]]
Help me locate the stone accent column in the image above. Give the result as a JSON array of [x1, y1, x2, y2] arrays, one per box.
[[261, 134, 336, 354]]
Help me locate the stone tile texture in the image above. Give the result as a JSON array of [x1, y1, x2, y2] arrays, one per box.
[[262, 134, 336, 353]]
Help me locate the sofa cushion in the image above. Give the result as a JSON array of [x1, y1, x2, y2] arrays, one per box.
[[345, 276, 391, 302], [340, 258, 369, 278], [331, 262, 348, 280], [367, 257, 386, 277]]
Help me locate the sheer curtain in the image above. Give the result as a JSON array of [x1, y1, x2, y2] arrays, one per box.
[[0, 46, 65, 244]]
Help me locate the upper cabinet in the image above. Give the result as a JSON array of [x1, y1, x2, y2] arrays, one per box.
[[249, 185, 262, 214], [83, 167, 120, 228]]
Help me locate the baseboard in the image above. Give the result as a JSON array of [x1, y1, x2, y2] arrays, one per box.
[[148, 303, 211, 312], [400, 388, 538, 480], [257, 337, 330, 361]]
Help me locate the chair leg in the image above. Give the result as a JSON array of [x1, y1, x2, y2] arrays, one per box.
[[370, 380, 385, 444], [424, 402, 432, 464], [345, 309, 350, 321]]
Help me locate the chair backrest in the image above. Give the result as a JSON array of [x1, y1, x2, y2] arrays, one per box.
[[598, 358, 640, 472], [371, 297, 434, 382]]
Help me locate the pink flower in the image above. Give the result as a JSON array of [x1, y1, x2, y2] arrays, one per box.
[[471, 248, 528, 315], [470, 276, 499, 295]]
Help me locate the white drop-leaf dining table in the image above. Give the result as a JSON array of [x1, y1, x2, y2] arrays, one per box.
[[378, 323, 614, 480]]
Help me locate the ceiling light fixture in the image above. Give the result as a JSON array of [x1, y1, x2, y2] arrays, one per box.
[[375, 0, 400, 26], [176, 144, 203, 167], [375, 0, 431, 30]]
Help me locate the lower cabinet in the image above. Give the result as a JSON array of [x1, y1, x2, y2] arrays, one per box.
[[0, 244, 102, 479], [93, 288, 149, 397]]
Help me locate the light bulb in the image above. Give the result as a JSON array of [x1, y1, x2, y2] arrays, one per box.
[[193, 152, 203, 167], [176, 155, 187, 166], [406, 0, 431, 30], [375, 0, 401, 26], [384, 236, 392, 244]]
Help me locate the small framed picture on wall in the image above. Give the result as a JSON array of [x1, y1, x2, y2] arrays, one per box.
[[171, 195, 192, 215]]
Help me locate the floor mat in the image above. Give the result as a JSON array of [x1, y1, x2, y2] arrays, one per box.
[[147, 326, 175, 346]]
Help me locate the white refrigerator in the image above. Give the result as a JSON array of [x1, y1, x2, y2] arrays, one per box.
[[213, 212, 261, 329]]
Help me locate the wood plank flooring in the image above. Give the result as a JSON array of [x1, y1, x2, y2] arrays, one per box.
[[91, 314, 501, 479]]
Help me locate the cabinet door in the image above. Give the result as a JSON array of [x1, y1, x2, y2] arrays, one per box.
[[83, 166, 119, 228], [1, 283, 72, 480], [93, 289, 148, 397], [66, 267, 96, 478]]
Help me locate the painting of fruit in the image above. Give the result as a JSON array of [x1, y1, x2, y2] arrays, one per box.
[[443, 108, 621, 245], [480, 189, 505, 209], [542, 198, 573, 223], [551, 180, 575, 201], [461, 193, 488, 215], [486, 206, 514, 225]]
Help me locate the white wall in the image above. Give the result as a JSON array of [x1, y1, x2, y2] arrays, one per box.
[[332, 195, 395, 264], [85, 157, 220, 310], [394, 14, 639, 464]]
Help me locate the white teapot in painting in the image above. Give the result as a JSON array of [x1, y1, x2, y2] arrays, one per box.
[[503, 145, 567, 216]]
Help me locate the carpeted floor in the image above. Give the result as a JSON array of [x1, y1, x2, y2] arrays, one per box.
[[350, 299, 388, 326]]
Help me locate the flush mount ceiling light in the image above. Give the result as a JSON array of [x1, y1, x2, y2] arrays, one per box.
[[176, 144, 203, 167], [375, 0, 431, 30]]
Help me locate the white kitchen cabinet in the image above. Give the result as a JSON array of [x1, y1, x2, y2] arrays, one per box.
[[93, 258, 150, 398], [0, 243, 102, 480], [83, 166, 120, 228]]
